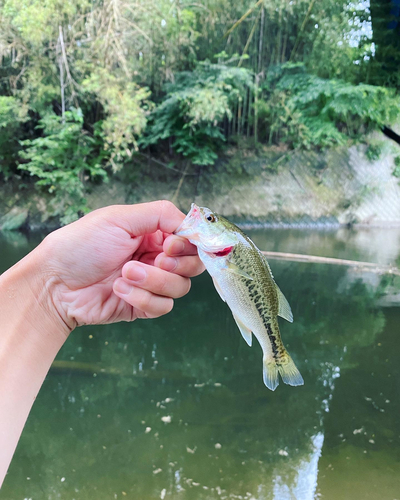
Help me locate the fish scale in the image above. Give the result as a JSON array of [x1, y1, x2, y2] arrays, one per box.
[[175, 203, 304, 391], [210, 240, 287, 364]]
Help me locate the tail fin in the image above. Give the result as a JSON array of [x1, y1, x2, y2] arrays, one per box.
[[263, 353, 304, 391], [278, 353, 304, 387]]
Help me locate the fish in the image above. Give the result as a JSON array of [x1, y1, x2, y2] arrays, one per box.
[[174, 203, 304, 391]]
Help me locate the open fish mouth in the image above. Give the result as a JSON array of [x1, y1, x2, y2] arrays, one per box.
[[174, 203, 201, 238]]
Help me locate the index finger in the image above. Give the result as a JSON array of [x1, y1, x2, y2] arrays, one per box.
[[163, 234, 199, 256], [91, 200, 187, 237]]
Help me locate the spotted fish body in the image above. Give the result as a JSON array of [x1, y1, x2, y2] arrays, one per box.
[[175, 204, 303, 391]]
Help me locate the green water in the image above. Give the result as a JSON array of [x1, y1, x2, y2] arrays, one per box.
[[1, 228, 400, 500]]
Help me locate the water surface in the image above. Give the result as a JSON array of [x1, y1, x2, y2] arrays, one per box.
[[1, 228, 399, 500]]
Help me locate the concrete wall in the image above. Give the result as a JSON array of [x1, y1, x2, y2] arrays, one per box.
[[1, 137, 399, 230]]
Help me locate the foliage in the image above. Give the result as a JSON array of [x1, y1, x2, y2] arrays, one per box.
[[141, 63, 253, 165], [19, 109, 107, 224], [257, 64, 400, 148], [1, 0, 400, 221], [393, 156, 400, 178], [82, 70, 151, 171], [0, 96, 28, 177], [366, 142, 382, 161]]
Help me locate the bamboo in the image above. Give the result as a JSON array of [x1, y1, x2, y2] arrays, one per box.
[[232, 99, 237, 136], [57, 38, 65, 123], [242, 87, 247, 136], [246, 87, 251, 137], [238, 10, 260, 68], [289, 0, 317, 61], [281, 11, 288, 63], [224, 0, 264, 38], [254, 73, 259, 145], [260, 251, 400, 276], [258, 5, 265, 72], [238, 98, 242, 135], [276, 3, 283, 64]]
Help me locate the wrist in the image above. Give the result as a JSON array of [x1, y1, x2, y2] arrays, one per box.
[[0, 240, 72, 349]]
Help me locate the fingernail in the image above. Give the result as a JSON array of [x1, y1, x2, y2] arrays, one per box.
[[126, 265, 147, 282], [170, 240, 185, 255], [114, 280, 132, 295], [160, 256, 178, 272]]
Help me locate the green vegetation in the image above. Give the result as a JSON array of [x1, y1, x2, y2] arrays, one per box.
[[393, 155, 400, 178], [141, 64, 253, 166], [1, 0, 400, 220], [19, 109, 108, 224]]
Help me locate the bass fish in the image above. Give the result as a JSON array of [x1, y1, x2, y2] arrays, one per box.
[[175, 204, 304, 391]]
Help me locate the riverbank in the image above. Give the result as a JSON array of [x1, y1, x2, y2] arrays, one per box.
[[1, 138, 399, 231]]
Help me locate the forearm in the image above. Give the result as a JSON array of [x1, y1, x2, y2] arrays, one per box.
[[0, 246, 69, 486], [0, 202, 202, 487]]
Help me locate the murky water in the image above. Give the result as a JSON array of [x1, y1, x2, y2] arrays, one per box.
[[1, 227, 400, 500]]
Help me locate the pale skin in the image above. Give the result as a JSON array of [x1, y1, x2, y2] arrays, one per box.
[[0, 200, 204, 487]]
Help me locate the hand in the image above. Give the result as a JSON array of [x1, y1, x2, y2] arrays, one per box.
[[35, 200, 204, 334]]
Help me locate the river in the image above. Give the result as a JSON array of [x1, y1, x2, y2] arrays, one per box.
[[1, 227, 399, 500]]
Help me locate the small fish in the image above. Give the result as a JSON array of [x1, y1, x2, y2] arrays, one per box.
[[175, 204, 304, 391]]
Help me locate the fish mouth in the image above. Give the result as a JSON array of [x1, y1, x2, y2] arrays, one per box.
[[174, 203, 201, 238]]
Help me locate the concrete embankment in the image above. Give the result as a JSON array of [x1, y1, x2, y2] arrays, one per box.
[[1, 138, 399, 230]]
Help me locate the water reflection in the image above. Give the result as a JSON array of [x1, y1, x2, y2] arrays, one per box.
[[273, 432, 324, 500], [1, 228, 399, 499]]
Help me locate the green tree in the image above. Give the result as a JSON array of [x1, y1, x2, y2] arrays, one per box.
[[19, 109, 107, 224]]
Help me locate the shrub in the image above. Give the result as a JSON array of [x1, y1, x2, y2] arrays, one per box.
[[258, 63, 400, 148], [19, 109, 107, 224]]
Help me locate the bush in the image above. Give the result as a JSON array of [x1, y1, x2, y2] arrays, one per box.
[[19, 109, 107, 224], [257, 63, 400, 148], [0, 96, 29, 178], [140, 63, 253, 166]]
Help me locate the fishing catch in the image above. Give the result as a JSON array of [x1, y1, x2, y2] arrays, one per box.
[[175, 204, 304, 391]]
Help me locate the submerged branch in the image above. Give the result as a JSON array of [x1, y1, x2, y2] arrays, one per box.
[[261, 251, 400, 276]]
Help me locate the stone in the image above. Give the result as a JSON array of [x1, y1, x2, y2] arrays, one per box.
[[1, 207, 28, 231]]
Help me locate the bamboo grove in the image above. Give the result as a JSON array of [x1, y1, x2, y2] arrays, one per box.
[[1, 0, 400, 220]]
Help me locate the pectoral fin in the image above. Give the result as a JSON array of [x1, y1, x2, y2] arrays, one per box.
[[276, 285, 293, 323], [232, 313, 252, 347], [226, 261, 253, 281], [212, 278, 226, 302]]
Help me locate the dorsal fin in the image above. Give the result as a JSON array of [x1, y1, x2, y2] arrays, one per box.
[[276, 285, 293, 323], [261, 254, 275, 279]]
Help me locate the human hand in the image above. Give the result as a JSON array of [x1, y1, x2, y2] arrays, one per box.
[[32, 200, 204, 335]]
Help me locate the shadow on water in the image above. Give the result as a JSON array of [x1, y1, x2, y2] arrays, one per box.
[[1, 228, 400, 499]]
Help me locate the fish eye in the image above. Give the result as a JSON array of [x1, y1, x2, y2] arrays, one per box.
[[206, 213, 216, 223]]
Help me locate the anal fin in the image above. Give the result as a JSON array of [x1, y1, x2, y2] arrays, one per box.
[[232, 313, 252, 347]]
